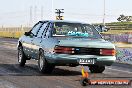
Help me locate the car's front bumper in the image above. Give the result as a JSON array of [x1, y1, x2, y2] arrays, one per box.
[[45, 53, 116, 66]]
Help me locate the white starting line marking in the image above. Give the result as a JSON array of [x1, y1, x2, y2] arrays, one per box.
[[106, 67, 132, 74]]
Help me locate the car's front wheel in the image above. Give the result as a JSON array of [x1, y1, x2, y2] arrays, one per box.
[[18, 46, 26, 67], [38, 49, 55, 74], [89, 65, 105, 73]]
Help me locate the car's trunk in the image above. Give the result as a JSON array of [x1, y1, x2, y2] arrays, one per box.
[[57, 37, 115, 49]]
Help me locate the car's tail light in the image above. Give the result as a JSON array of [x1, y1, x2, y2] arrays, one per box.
[[54, 46, 75, 54], [100, 49, 116, 56]]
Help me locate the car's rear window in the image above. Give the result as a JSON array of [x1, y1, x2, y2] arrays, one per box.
[[52, 22, 101, 39]]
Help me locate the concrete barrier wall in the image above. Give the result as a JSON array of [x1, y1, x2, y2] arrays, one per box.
[[102, 33, 132, 43], [116, 48, 132, 64]]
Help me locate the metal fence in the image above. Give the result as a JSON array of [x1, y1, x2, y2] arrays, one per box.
[[0, 27, 31, 38]]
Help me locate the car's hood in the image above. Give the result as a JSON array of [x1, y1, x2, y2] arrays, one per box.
[[57, 38, 115, 49]]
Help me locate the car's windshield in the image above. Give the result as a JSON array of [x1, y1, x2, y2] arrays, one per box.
[[52, 22, 102, 39]]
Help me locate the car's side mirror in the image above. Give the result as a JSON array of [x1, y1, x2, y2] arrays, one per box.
[[24, 32, 30, 36]]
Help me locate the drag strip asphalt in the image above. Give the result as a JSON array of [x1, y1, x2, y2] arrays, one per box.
[[0, 37, 132, 88]]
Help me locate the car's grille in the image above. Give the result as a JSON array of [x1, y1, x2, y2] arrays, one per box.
[[73, 47, 100, 55]]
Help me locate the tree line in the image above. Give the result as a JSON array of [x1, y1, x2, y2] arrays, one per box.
[[117, 14, 132, 22]]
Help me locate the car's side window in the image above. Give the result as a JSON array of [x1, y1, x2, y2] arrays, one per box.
[[37, 22, 48, 38], [43, 23, 51, 37], [31, 22, 43, 36]]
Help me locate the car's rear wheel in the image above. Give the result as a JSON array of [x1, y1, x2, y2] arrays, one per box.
[[89, 65, 105, 73], [38, 49, 55, 74], [18, 46, 26, 67]]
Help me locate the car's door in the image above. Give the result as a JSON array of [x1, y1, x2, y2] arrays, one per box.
[[31, 22, 49, 59], [23, 22, 43, 57], [22, 33, 33, 57], [39, 22, 56, 56]]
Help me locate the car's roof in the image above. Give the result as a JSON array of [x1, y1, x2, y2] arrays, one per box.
[[40, 20, 90, 24]]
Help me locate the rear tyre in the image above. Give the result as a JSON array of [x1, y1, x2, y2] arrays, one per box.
[[89, 65, 105, 73], [38, 49, 55, 74], [18, 46, 26, 67]]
